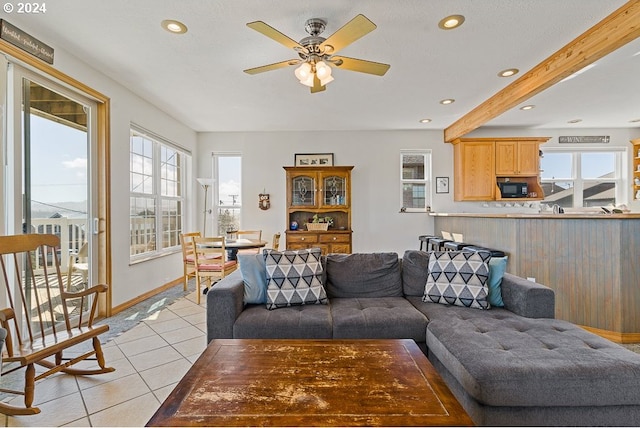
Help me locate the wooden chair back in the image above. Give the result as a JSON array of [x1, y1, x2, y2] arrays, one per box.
[[237, 230, 262, 240], [180, 232, 201, 291], [236, 230, 263, 254], [0, 234, 113, 415], [272, 232, 281, 251], [191, 236, 238, 304]]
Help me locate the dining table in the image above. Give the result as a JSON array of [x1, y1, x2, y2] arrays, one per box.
[[203, 238, 268, 260]]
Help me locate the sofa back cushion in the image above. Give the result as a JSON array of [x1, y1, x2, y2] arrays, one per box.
[[324, 252, 402, 298], [402, 250, 432, 296]]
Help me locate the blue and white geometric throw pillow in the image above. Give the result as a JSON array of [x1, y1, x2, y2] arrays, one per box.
[[423, 250, 491, 310], [264, 248, 328, 310]]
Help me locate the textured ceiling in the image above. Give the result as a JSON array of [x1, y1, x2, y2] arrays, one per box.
[[5, 0, 637, 133]]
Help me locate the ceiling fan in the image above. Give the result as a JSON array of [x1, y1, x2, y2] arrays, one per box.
[[243, 14, 390, 93]]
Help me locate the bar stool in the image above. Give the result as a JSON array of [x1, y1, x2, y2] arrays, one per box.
[[418, 235, 437, 251], [443, 241, 472, 251], [428, 237, 452, 251], [462, 246, 506, 258]]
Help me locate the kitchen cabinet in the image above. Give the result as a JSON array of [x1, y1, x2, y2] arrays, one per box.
[[451, 137, 549, 201], [452, 140, 496, 201], [632, 139, 640, 200], [284, 166, 353, 254], [495, 139, 541, 176]]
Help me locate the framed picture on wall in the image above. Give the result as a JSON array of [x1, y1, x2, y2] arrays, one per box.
[[294, 153, 334, 167], [436, 177, 449, 194]]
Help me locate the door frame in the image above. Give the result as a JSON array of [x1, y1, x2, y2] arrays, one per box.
[[0, 39, 112, 316]]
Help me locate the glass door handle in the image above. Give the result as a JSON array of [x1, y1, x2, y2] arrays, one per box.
[[93, 217, 99, 235]]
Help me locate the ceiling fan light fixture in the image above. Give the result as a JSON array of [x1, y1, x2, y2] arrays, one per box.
[[299, 74, 315, 87], [315, 61, 332, 79], [295, 62, 312, 81], [320, 75, 334, 86]]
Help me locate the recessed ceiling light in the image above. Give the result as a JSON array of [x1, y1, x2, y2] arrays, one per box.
[[520, 105, 535, 110], [161, 19, 188, 34], [498, 68, 519, 77], [629, 118, 640, 123], [438, 15, 465, 30], [440, 99, 455, 105], [567, 119, 582, 124], [419, 118, 432, 123]]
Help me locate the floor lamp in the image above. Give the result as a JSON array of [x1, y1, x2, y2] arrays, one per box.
[[196, 178, 215, 236]]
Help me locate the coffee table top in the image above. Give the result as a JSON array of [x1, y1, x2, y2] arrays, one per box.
[[147, 339, 473, 427]]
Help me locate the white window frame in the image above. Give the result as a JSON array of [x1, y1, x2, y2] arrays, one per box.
[[540, 147, 626, 207], [400, 150, 432, 212], [129, 125, 189, 262]]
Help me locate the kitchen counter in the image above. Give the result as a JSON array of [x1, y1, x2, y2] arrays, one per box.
[[432, 213, 640, 342]]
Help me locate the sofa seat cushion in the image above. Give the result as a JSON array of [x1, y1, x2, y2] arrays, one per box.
[[234, 303, 332, 339], [426, 313, 640, 407], [330, 297, 427, 342]]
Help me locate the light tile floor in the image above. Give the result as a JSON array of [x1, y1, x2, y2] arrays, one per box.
[[2, 289, 206, 427]]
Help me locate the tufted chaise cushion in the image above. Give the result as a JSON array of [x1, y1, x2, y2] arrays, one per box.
[[426, 311, 640, 408]]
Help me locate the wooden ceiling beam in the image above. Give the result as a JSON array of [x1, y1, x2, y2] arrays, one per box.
[[444, 0, 640, 142]]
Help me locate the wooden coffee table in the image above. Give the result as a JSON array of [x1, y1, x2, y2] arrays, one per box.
[[146, 339, 473, 427]]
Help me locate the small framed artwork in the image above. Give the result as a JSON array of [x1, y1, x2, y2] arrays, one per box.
[[294, 153, 334, 167], [436, 177, 449, 194]]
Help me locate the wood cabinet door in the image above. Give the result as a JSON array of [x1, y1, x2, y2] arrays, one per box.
[[454, 141, 496, 201], [495, 141, 517, 175], [517, 141, 540, 175]]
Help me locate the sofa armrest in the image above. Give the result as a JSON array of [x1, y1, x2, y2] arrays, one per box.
[[500, 273, 555, 319], [206, 270, 245, 342]]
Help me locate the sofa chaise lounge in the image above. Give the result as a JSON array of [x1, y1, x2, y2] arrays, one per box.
[[206, 250, 640, 426]]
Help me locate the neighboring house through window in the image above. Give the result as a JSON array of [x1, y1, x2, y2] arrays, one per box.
[[130, 125, 189, 260], [540, 148, 625, 208], [401, 150, 431, 212]]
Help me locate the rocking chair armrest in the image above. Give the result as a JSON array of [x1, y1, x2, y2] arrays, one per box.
[[0, 307, 15, 322], [63, 283, 109, 299]]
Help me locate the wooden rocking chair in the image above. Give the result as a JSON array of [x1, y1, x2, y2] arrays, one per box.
[[0, 234, 114, 415]]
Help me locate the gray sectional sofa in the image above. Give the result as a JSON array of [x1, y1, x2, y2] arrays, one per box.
[[206, 250, 640, 426]]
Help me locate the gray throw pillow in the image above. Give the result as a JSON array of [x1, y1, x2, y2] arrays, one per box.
[[423, 250, 490, 310], [264, 248, 328, 310]]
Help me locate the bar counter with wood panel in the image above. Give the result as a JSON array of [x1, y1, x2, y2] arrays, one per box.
[[431, 212, 640, 343]]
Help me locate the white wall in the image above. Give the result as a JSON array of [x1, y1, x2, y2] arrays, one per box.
[[197, 130, 455, 255], [18, 44, 199, 308]]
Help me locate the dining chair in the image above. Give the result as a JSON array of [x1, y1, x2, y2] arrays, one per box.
[[192, 236, 238, 304], [180, 232, 201, 292], [66, 241, 88, 291], [272, 232, 281, 251], [236, 230, 263, 254]]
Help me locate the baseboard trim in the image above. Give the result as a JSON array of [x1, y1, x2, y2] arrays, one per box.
[[111, 277, 184, 316], [580, 325, 640, 344]]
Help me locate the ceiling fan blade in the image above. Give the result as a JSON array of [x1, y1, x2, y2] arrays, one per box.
[[332, 56, 390, 76], [247, 21, 306, 52], [319, 14, 376, 55], [244, 59, 299, 75], [311, 74, 326, 93]]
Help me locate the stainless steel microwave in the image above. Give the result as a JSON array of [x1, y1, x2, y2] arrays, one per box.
[[498, 182, 528, 198]]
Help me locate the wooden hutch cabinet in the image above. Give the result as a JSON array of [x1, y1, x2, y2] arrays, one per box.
[[284, 166, 353, 254]]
